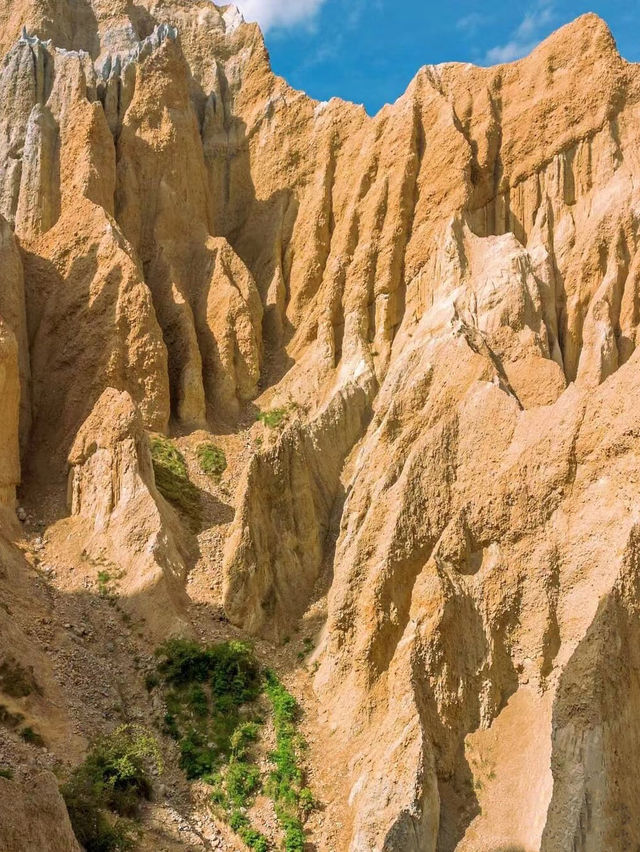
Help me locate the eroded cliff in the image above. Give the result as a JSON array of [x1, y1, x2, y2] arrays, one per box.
[[0, 4, 638, 851]]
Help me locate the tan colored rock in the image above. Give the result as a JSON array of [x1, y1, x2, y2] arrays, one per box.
[[0, 772, 81, 852], [0, 214, 29, 452], [68, 387, 188, 635], [223, 380, 370, 637], [0, 4, 638, 852], [0, 319, 20, 508]]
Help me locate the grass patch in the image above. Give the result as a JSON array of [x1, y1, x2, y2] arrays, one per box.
[[154, 639, 262, 781], [62, 725, 161, 852], [229, 810, 269, 851], [0, 657, 40, 698], [196, 443, 227, 478], [97, 570, 115, 599], [264, 671, 313, 852], [256, 408, 288, 429], [0, 765, 13, 779], [150, 435, 201, 527]]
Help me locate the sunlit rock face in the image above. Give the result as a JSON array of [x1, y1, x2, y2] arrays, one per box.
[[0, 3, 639, 849]]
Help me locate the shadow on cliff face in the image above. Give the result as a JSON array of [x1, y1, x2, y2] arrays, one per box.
[[20, 246, 114, 479], [19, 242, 170, 488], [193, 69, 299, 391], [0, 508, 331, 850], [540, 538, 640, 851], [407, 582, 520, 852]]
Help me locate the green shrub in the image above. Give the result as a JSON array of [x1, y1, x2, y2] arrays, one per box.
[[229, 811, 269, 852], [158, 640, 261, 778], [179, 728, 217, 780], [186, 684, 209, 718], [153, 640, 269, 846], [299, 786, 315, 817], [150, 436, 201, 525], [0, 766, 13, 779], [256, 408, 287, 429], [230, 722, 260, 760], [226, 761, 261, 807], [196, 443, 227, 478], [20, 726, 45, 747], [62, 725, 160, 852], [155, 639, 261, 706], [162, 712, 180, 741], [152, 644, 314, 852]]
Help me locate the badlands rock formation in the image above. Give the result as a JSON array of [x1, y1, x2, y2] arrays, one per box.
[[0, 3, 638, 851]]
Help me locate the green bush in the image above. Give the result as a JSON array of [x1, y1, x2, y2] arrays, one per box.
[[150, 436, 201, 526], [229, 811, 269, 852], [256, 408, 287, 429], [226, 761, 261, 807], [179, 728, 217, 780], [230, 722, 260, 760], [186, 684, 209, 718], [0, 766, 13, 779], [152, 644, 313, 852], [154, 640, 262, 782], [62, 726, 160, 852], [196, 443, 227, 478], [155, 639, 261, 706]]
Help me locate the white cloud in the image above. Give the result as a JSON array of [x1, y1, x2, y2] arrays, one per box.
[[235, 0, 327, 32], [486, 0, 555, 64], [456, 12, 485, 35]]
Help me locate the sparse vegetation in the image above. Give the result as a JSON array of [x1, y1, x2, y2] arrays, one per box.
[[20, 726, 45, 747], [256, 407, 288, 429], [150, 435, 201, 526], [0, 656, 40, 698], [228, 810, 269, 851], [0, 765, 13, 779], [154, 639, 262, 782], [0, 704, 24, 729], [97, 570, 113, 598], [264, 670, 312, 852], [196, 443, 227, 478], [151, 641, 314, 851], [62, 725, 161, 852]]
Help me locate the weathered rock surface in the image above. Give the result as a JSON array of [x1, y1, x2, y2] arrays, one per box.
[[68, 387, 189, 635], [223, 380, 371, 638], [0, 772, 81, 851], [0, 3, 638, 851]]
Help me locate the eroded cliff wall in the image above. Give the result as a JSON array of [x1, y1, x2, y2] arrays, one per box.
[[0, 4, 638, 850]]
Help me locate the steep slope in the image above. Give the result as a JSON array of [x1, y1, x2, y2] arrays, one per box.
[[0, 4, 639, 851]]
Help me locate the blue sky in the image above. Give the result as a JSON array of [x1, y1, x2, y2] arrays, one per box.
[[235, 0, 640, 114]]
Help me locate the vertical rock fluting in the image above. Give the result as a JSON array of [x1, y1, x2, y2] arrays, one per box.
[[223, 380, 371, 638], [0, 5, 639, 851], [68, 387, 189, 635], [0, 318, 20, 508]]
